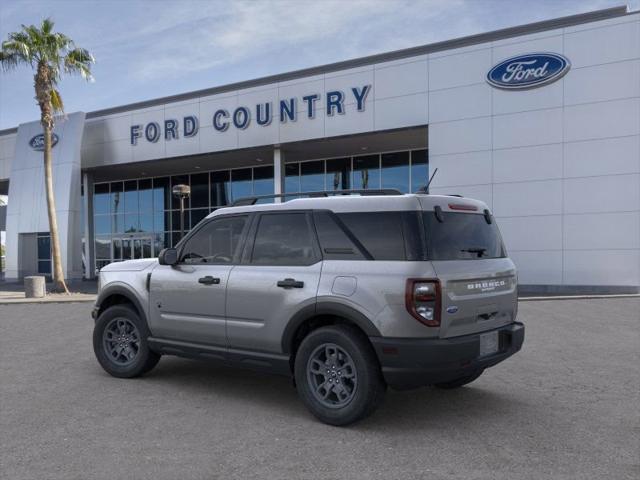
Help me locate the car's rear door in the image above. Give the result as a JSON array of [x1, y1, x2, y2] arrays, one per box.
[[225, 211, 322, 354]]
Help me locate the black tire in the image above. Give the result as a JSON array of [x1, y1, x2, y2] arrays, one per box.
[[93, 304, 160, 378], [434, 369, 484, 389], [294, 325, 386, 426]]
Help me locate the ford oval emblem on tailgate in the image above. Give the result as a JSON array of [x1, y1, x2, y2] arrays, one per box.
[[446, 306, 459, 314]]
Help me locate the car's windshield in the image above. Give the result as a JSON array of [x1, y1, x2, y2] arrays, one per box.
[[423, 211, 505, 260]]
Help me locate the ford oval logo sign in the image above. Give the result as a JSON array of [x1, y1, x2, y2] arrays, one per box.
[[487, 53, 570, 90], [29, 133, 59, 151]]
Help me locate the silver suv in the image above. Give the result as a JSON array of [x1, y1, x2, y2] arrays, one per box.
[[92, 190, 524, 425]]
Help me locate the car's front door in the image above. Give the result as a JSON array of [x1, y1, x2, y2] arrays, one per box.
[[148, 214, 250, 346], [226, 211, 322, 354]]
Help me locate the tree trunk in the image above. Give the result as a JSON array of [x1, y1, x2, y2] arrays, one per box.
[[43, 122, 69, 294]]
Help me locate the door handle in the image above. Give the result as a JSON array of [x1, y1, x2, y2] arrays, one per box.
[[198, 276, 220, 285], [277, 278, 304, 288]]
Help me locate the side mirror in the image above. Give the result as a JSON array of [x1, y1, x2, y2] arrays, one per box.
[[158, 248, 178, 266]]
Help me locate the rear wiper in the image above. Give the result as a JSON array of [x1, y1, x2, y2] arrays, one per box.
[[460, 247, 487, 258]]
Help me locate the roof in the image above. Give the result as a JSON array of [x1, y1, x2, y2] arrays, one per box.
[[208, 193, 489, 217], [0, 5, 631, 136]]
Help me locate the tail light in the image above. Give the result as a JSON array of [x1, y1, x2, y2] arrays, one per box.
[[405, 279, 441, 327]]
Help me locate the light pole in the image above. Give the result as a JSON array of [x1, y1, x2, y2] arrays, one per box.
[[172, 184, 191, 240]]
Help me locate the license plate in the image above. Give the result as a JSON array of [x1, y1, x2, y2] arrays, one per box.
[[479, 331, 499, 357]]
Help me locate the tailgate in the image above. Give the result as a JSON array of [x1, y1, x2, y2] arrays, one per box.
[[431, 258, 517, 338]]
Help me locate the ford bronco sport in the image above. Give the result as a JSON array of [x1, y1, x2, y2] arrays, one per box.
[[92, 190, 524, 426]]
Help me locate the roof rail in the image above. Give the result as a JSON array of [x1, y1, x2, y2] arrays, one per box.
[[229, 189, 403, 207]]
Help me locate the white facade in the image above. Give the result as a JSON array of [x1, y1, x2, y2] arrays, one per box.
[[0, 6, 638, 292]]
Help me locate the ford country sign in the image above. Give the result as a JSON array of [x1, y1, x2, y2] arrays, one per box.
[[29, 133, 59, 151], [487, 53, 570, 90]]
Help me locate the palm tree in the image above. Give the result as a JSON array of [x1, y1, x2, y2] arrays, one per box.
[[0, 18, 94, 293]]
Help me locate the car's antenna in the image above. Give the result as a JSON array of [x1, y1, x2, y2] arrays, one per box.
[[423, 168, 438, 194]]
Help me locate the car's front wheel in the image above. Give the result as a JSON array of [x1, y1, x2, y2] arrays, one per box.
[[93, 304, 160, 378], [294, 325, 386, 426]]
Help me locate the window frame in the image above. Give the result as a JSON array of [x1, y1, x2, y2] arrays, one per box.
[[175, 213, 252, 266], [241, 210, 322, 267]]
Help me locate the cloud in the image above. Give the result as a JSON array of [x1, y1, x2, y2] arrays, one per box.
[[91, 0, 473, 81]]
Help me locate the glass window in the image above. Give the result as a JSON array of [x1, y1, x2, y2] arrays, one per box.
[[337, 212, 406, 260], [190, 209, 209, 229], [326, 158, 351, 191], [94, 215, 111, 235], [231, 168, 252, 201], [172, 210, 187, 233], [95, 236, 111, 259], [139, 212, 153, 232], [124, 213, 139, 233], [171, 175, 190, 209], [313, 211, 365, 260], [153, 177, 171, 211], [251, 213, 317, 266], [253, 166, 274, 197], [423, 212, 505, 260], [122, 238, 132, 260], [112, 238, 123, 260], [211, 170, 231, 207], [285, 163, 300, 193], [138, 179, 153, 212], [154, 211, 168, 232], [94, 183, 110, 214], [300, 160, 324, 192], [113, 214, 124, 234], [37, 234, 51, 260], [180, 215, 248, 264], [38, 260, 51, 274], [411, 150, 429, 193], [172, 232, 183, 248], [154, 233, 167, 256], [190, 173, 209, 209], [124, 180, 138, 213], [381, 151, 410, 193], [352, 155, 380, 190], [110, 182, 123, 216]]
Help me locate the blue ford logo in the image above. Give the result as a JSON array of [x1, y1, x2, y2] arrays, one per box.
[[487, 53, 570, 90], [29, 133, 59, 151], [446, 306, 459, 314]]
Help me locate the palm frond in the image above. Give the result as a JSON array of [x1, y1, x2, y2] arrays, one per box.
[[64, 47, 94, 81], [41, 17, 54, 35], [50, 88, 64, 113]]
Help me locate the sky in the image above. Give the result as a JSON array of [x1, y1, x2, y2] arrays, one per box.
[[0, 0, 636, 130]]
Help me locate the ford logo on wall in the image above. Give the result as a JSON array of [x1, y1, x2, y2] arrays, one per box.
[[487, 53, 570, 90], [29, 133, 59, 151]]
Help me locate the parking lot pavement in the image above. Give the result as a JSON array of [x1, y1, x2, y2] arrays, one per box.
[[0, 299, 638, 480]]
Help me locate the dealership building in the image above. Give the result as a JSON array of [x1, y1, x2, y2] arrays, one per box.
[[0, 5, 639, 293]]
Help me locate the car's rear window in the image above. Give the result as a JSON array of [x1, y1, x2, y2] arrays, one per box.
[[423, 212, 505, 260]]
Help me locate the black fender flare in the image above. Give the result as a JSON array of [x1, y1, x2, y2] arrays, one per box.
[[281, 301, 381, 354], [94, 283, 147, 324]]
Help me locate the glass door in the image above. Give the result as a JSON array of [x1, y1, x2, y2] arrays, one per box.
[[112, 235, 154, 263]]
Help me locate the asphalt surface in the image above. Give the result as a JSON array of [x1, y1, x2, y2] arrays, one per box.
[[1, 298, 638, 480]]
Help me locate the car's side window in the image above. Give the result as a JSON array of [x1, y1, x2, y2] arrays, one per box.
[[180, 215, 248, 264], [250, 212, 318, 266]]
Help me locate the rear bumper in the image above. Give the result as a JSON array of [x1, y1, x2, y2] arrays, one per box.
[[370, 322, 525, 390]]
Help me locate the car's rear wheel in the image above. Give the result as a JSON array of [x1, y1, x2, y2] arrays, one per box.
[[93, 304, 160, 378], [294, 325, 386, 426], [434, 369, 484, 389]]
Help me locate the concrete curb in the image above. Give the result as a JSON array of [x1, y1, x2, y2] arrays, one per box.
[[0, 295, 96, 305]]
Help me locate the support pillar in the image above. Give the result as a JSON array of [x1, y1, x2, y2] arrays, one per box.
[[273, 147, 285, 203], [82, 172, 95, 279]]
